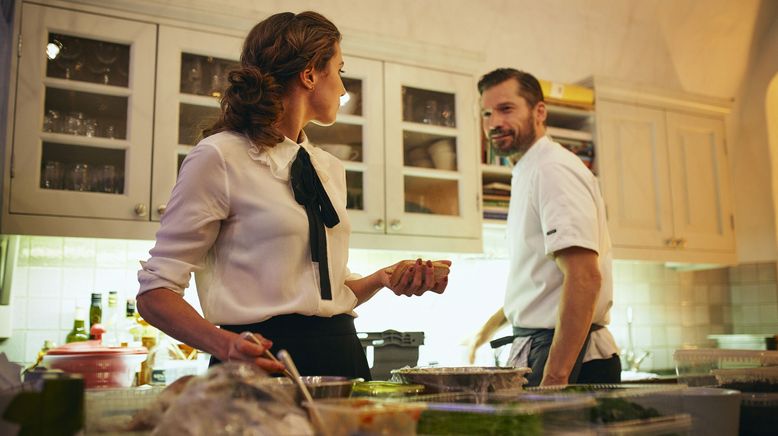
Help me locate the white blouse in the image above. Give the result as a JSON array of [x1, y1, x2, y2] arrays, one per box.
[[137, 131, 360, 325]]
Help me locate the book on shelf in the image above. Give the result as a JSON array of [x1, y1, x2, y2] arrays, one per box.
[[484, 200, 510, 208], [483, 182, 511, 192], [483, 211, 508, 221], [483, 194, 511, 201]]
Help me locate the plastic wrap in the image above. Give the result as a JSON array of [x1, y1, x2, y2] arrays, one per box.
[[150, 362, 313, 435], [404, 392, 595, 436], [390, 367, 530, 398]]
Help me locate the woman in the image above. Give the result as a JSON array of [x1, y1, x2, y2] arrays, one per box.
[[137, 11, 449, 380]]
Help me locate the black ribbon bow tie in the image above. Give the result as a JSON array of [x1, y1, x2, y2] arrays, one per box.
[[290, 147, 340, 300]]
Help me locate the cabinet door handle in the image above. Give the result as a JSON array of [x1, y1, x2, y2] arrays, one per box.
[[676, 238, 687, 248], [373, 219, 384, 231], [134, 204, 148, 217], [157, 204, 167, 215], [664, 238, 676, 247], [390, 219, 402, 231]]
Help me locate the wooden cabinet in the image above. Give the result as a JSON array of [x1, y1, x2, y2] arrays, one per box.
[[595, 82, 735, 264], [3, 3, 482, 251]]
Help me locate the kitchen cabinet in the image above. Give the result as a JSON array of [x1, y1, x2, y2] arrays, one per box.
[[10, 3, 156, 224], [3, 2, 482, 251], [151, 26, 242, 221], [307, 59, 481, 251], [595, 81, 735, 264]]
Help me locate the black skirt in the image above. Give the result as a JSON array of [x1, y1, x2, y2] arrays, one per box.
[[211, 313, 372, 381]]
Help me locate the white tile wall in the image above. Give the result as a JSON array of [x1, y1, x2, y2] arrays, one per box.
[[2, 236, 777, 372]]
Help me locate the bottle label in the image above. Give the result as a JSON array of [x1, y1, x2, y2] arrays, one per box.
[[151, 369, 166, 385]]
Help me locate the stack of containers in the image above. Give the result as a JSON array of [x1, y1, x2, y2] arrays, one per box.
[[308, 393, 596, 436], [673, 349, 778, 387], [712, 366, 778, 436], [524, 384, 694, 435]]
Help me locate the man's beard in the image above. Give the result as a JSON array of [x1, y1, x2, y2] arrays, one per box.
[[489, 116, 537, 157]]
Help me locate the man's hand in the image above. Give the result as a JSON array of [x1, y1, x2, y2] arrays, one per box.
[[465, 307, 508, 364]]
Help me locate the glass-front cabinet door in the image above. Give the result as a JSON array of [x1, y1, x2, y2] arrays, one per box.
[[305, 56, 385, 234], [152, 26, 242, 221], [383, 63, 480, 238], [11, 4, 156, 220]]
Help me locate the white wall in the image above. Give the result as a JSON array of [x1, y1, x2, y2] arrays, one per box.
[[731, 0, 778, 261]]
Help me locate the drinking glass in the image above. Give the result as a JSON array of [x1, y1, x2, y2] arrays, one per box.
[[422, 99, 440, 125], [42, 161, 64, 189], [84, 118, 98, 137], [65, 112, 85, 136], [94, 42, 119, 85], [43, 109, 62, 133], [100, 164, 116, 193], [69, 163, 90, 192]]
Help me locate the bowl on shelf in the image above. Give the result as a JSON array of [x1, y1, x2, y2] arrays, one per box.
[[319, 144, 359, 161]]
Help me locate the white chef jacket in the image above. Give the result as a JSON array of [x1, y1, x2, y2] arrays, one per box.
[[503, 135, 619, 362], [138, 131, 361, 325]]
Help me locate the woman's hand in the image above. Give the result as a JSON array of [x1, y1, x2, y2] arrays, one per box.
[[222, 331, 286, 373], [381, 258, 451, 297]]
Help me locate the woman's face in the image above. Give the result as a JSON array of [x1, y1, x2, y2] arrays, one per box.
[[309, 42, 346, 126]]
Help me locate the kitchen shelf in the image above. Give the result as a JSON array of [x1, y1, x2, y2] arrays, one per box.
[[547, 126, 593, 142], [481, 164, 513, 177]]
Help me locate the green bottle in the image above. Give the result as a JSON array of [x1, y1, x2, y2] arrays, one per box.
[[89, 292, 102, 331], [66, 307, 89, 343]]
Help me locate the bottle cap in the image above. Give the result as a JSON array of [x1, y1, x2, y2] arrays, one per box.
[[91, 293, 102, 303]]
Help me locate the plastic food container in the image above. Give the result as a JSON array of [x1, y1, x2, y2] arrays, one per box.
[[42, 340, 147, 388], [712, 366, 778, 392], [524, 385, 695, 435], [673, 348, 778, 387], [390, 366, 531, 396], [401, 392, 595, 436], [304, 398, 426, 436], [84, 386, 165, 433], [593, 414, 693, 435], [351, 381, 426, 398], [739, 393, 778, 436]]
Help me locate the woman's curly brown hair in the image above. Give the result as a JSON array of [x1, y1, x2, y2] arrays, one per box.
[[203, 11, 341, 147]]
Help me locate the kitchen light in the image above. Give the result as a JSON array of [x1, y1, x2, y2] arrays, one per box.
[[46, 41, 62, 60]]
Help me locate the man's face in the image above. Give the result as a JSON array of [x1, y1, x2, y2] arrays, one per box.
[[480, 79, 542, 157]]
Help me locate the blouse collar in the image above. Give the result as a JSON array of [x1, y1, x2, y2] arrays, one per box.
[[247, 130, 329, 182]]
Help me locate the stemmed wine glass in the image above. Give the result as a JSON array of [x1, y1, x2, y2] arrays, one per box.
[[92, 42, 120, 85], [55, 37, 83, 80]]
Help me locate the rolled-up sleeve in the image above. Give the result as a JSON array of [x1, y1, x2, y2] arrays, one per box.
[[138, 143, 230, 296]]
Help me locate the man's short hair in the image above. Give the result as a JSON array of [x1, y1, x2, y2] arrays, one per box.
[[477, 68, 544, 108]]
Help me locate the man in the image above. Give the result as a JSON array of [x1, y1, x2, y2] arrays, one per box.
[[468, 68, 620, 386]]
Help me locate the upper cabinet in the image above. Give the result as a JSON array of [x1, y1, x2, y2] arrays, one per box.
[[152, 26, 242, 221], [11, 4, 156, 223], [4, 3, 482, 251], [304, 59, 481, 251], [595, 79, 736, 264]]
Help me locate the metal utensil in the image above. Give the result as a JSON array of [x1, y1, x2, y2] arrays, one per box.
[[240, 332, 295, 379], [277, 349, 330, 436]]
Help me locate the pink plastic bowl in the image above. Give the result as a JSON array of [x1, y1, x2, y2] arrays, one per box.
[[43, 340, 147, 388]]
